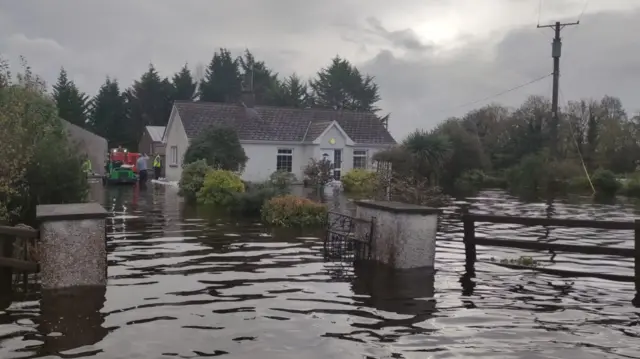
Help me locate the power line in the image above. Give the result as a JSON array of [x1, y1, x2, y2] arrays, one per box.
[[577, 0, 589, 22], [559, 86, 596, 195], [435, 72, 553, 114], [537, 0, 543, 26]]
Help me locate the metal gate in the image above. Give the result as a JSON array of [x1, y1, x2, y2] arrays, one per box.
[[324, 211, 375, 262]]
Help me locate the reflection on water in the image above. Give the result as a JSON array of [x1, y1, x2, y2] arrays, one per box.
[[0, 186, 639, 358], [38, 286, 107, 357], [352, 262, 436, 316]]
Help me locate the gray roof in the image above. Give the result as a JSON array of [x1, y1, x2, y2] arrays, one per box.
[[173, 101, 396, 145], [145, 126, 166, 142]]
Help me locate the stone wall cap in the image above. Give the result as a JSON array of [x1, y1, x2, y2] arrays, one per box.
[[354, 200, 442, 215], [37, 203, 108, 222]]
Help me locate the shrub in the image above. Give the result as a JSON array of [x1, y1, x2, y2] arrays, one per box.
[[505, 154, 548, 194], [567, 175, 593, 193], [453, 169, 486, 193], [21, 128, 89, 221], [178, 160, 211, 202], [505, 153, 582, 196], [590, 168, 621, 196], [342, 169, 377, 193], [622, 174, 640, 197], [269, 171, 296, 191], [303, 158, 333, 187], [183, 125, 248, 171], [196, 170, 245, 206], [483, 173, 508, 189], [230, 182, 284, 216], [0, 59, 88, 225], [261, 195, 328, 227]]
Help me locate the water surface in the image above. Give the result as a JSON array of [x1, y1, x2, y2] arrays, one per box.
[[0, 186, 639, 358]]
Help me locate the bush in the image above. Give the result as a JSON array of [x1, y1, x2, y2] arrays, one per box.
[[230, 182, 285, 216], [505, 153, 583, 196], [622, 175, 640, 197], [453, 169, 486, 193], [178, 160, 211, 202], [303, 158, 333, 187], [0, 59, 88, 225], [269, 171, 296, 190], [483, 173, 508, 189], [183, 125, 248, 171], [342, 169, 377, 193], [21, 127, 89, 221], [505, 154, 548, 194], [591, 168, 621, 196], [196, 170, 245, 206], [261, 195, 328, 227]]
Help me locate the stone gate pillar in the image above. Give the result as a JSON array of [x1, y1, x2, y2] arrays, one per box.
[[36, 203, 108, 289], [354, 200, 440, 269]]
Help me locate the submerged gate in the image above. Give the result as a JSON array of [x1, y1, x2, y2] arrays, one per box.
[[324, 211, 375, 262]]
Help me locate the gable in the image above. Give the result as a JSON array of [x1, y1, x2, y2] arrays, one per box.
[[311, 121, 354, 146], [162, 106, 178, 143]]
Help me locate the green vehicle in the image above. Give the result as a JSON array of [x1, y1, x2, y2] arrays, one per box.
[[102, 148, 139, 185]]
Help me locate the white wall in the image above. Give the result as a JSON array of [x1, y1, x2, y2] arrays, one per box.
[[164, 113, 189, 182], [242, 143, 308, 182]]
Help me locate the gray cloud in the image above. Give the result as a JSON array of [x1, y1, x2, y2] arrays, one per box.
[[364, 17, 433, 52], [1, 0, 639, 140]]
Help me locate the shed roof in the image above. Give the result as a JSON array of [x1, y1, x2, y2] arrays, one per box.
[[145, 126, 166, 142]]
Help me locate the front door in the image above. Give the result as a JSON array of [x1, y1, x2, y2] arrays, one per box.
[[321, 149, 342, 180]]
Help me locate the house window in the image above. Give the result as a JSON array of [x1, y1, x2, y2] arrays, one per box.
[[170, 146, 178, 166], [276, 149, 293, 172], [353, 150, 368, 169]]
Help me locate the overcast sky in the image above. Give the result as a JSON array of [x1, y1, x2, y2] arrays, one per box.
[[1, 0, 639, 140]]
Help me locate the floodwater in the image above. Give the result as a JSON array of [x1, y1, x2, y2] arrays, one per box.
[[1, 185, 639, 358]]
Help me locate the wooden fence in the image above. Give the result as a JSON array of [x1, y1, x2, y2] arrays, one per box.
[[462, 211, 640, 306], [0, 225, 39, 291]]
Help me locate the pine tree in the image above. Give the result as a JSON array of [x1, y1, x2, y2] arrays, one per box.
[[126, 64, 174, 149], [310, 56, 380, 112], [199, 48, 242, 103], [237, 49, 278, 105], [89, 77, 128, 148], [172, 64, 197, 101], [52, 68, 90, 127], [269, 74, 310, 108]]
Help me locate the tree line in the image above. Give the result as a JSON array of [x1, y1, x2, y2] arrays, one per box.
[[50, 49, 384, 150], [376, 94, 640, 198]]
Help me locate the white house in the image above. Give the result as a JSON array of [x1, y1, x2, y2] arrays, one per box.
[[162, 100, 397, 183]]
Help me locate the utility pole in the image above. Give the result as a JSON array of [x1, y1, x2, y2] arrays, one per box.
[[538, 20, 579, 158]]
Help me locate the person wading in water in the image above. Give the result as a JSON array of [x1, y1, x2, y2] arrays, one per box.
[[137, 153, 149, 184], [153, 153, 162, 180]]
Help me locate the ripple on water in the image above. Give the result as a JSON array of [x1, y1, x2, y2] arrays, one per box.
[[1, 188, 639, 358]]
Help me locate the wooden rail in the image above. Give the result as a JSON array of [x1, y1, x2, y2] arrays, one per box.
[[461, 211, 640, 306], [0, 225, 39, 273]]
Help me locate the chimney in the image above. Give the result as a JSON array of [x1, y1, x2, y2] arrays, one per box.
[[240, 68, 255, 108]]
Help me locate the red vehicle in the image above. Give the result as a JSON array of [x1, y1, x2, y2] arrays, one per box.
[[102, 147, 143, 185], [109, 148, 141, 173]]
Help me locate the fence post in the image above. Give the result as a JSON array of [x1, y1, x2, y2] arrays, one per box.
[[634, 220, 640, 307], [0, 234, 12, 309], [462, 206, 476, 274]]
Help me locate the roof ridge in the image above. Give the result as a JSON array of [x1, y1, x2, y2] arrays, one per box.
[[174, 100, 380, 116]]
